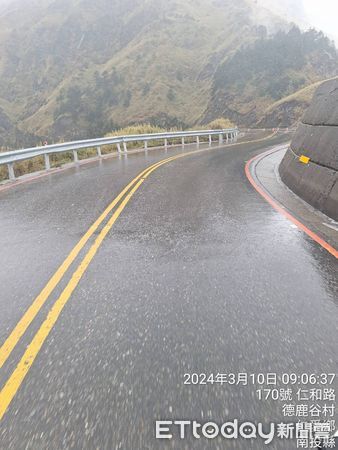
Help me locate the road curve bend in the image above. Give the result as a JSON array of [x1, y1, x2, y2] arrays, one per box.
[[0, 134, 337, 450]]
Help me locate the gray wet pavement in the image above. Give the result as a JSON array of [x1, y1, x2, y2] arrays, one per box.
[[0, 133, 337, 449]]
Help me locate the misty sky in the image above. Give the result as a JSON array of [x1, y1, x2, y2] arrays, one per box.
[[0, 0, 337, 43], [303, 0, 338, 43]]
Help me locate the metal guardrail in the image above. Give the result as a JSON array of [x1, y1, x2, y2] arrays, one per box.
[[0, 128, 238, 181]]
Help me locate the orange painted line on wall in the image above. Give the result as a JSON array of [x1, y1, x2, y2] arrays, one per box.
[[245, 150, 338, 259]]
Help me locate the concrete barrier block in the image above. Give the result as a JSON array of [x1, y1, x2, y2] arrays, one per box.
[[323, 179, 338, 222], [303, 78, 338, 126], [279, 79, 338, 220], [290, 123, 338, 170], [324, 179, 338, 221], [279, 150, 338, 220]]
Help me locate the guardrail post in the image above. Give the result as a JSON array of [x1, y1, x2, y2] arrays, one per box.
[[117, 143, 122, 153], [182, 137, 185, 146], [209, 134, 212, 145], [219, 133, 223, 144], [144, 141, 148, 150], [7, 163, 15, 180], [196, 136, 200, 146], [97, 146, 102, 157], [73, 150, 78, 163], [44, 154, 51, 170], [164, 138, 168, 148], [123, 141, 128, 153]]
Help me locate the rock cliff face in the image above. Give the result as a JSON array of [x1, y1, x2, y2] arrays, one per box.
[[279, 79, 338, 220]]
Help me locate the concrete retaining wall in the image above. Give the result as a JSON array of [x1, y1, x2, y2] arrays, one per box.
[[279, 79, 338, 221]]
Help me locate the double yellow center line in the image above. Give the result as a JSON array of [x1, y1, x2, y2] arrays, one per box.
[[0, 132, 278, 420], [0, 150, 205, 420]]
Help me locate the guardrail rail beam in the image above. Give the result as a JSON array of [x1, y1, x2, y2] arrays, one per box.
[[0, 127, 238, 183]]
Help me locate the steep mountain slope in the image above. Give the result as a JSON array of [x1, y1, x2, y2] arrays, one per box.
[[257, 77, 338, 127], [0, 0, 252, 143], [204, 27, 337, 126], [0, 0, 336, 147], [0, 106, 36, 149]]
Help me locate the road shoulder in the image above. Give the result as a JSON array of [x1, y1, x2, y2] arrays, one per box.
[[246, 145, 338, 256]]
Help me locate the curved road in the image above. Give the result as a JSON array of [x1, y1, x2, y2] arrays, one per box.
[[0, 134, 337, 449]]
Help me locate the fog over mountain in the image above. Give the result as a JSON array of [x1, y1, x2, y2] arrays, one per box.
[[257, 0, 307, 22], [0, 0, 336, 147], [256, 0, 338, 44]]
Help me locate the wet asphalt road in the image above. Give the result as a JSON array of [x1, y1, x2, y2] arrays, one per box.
[[0, 134, 337, 449]]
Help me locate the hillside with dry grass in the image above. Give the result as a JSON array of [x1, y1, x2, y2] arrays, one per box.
[[257, 77, 338, 127], [0, 0, 336, 148]]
